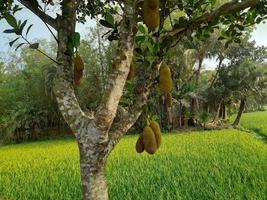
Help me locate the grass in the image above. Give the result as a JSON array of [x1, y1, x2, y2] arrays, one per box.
[[235, 110, 267, 137], [240, 111, 267, 136], [1, 129, 267, 200]]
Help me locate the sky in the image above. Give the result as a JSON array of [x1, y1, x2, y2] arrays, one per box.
[[0, 5, 267, 69]]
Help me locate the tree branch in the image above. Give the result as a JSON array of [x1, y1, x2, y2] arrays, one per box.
[[165, 0, 261, 39], [18, 0, 58, 30], [94, 0, 138, 134], [53, 0, 86, 136], [107, 62, 161, 149]]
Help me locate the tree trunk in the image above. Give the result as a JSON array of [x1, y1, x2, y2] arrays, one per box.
[[52, 1, 138, 200], [179, 102, 182, 128], [189, 57, 203, 126], [96, 16, 106, 93], [212, 99, 222, 122], [79, 141, 108, 200], [81, 169, 108, 200], [209, 56, 224, 89], [232, 97, 246, 126], [223, 104, 227, 119]]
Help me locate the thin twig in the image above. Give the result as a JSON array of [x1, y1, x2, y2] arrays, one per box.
[[43, 21, 59, 43], [21, 35, 59, 64]]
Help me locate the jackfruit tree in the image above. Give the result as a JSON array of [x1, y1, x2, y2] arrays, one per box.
[[1, 0, 267, 199]]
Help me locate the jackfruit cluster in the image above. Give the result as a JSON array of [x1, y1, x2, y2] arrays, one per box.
[[135, 121, 162, 155], [159, 63, 173, 107], [142, 0, 160, 31], [74, 55, 84, 85]]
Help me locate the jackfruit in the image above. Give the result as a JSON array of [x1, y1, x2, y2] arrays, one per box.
[[127, 62, 136, 80], [143, 126, 157, 154], [166, 92, 172, 107], [149, 121, 161, 149], [136, 135, 145, 153], [143, 0, 160, 31], [159, 64, 172, 93], [74, 55, 84, 71], [74, 69, 83, 85], [74, 55, 84, 85]]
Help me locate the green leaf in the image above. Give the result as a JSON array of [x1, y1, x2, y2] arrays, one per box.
[[138, 24, 146, 34], [3, 13, 17, 28], [3, 29, 15, 33], [15, 43, 26, 51], [135, 35, 146, 44], [17, 20, 21, 27], [99, 19, 114, 28], [72, 32, 80, 48], [14, 28, 22, 35], [29, 43, 39, 49], [26, 24, 33, 37], [12, 5, 23, 14], [105, 13, 114, 27], [9, 37, 20, 47], [19, 20, 28, 34]]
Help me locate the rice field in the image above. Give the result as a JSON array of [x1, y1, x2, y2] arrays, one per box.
[[236, 110, 267, 137], [0, 129, 267, 200]]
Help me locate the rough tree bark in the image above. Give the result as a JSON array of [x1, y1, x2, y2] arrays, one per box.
[[232, 97, 246, 126], [54, 0, 138, 199]]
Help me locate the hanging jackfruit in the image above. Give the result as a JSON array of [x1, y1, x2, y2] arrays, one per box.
[[166, 92, 172, 107], [74, 55, 84, 71], [159, 64, 172, 93], [149, 121, 161, 149], [127, 62, 136, 80], [142, 0, 160, 31], [136, 135, 145, 153], [74, 55, 84, 85], [143, 126, 157, 154]]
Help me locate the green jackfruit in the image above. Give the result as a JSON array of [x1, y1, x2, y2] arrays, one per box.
[[136, 135, 145, 153], [159, 64, 172, 93], [143, 0, 160, 31], [150, 121, 162, 149], [166, 92, 172, 107], [143, 126, 157, 154]]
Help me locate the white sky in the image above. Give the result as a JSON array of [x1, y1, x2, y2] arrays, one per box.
[[0, 5, 266, 69]]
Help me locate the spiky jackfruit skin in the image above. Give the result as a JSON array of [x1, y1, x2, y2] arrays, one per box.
[[159, 64, 172, 93], [149, 121, 161, 149], [127, 62, 136, 80], [143, 126, 157, 154], [136, 135, 145, 153], [143, 0, 160, 31], [166, 92, 172, 107], [74, 55, 84, 85]]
